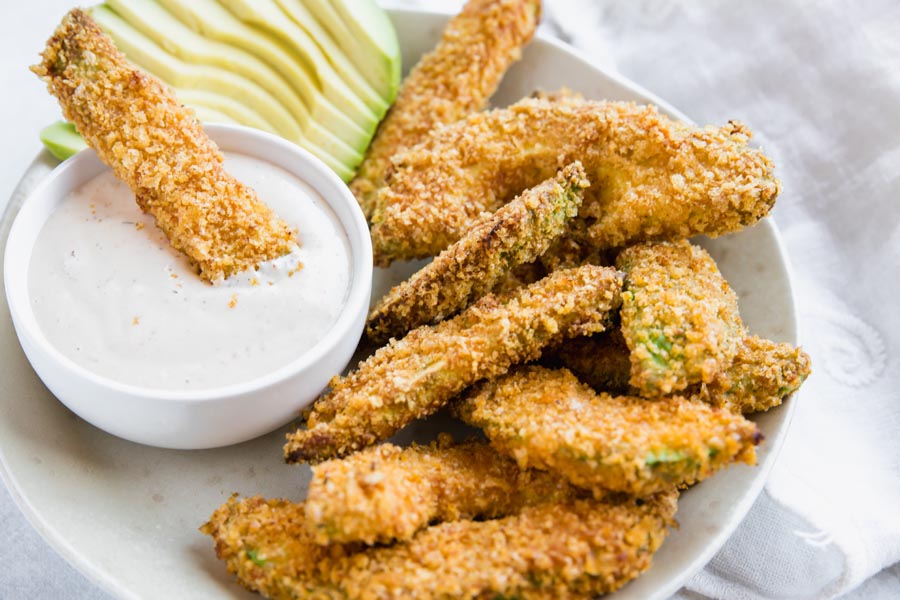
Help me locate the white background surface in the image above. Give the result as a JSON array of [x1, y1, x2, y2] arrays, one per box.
[[2, 1, 899, 599]]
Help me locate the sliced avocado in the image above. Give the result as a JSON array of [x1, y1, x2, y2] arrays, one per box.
[[156, 0, 378, 137], [275, 0, 399, 104], [188, 105, 239, 125], [218, 0, 387, 116], [326, 0, 401, 98], [105, 0, 363, 167], [92, 6, 291, 134], [174, 88, 277, 133], [174, 90, 354, 181], [40, 121, 88, 161]]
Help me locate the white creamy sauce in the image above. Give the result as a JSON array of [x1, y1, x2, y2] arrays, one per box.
[[28, 153, 351, 390]]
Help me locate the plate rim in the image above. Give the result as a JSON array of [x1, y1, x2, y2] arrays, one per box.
[[0, 7, 800, 599]]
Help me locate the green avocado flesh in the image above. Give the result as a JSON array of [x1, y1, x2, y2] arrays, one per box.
[[42, 0, 400, 181], [40, 121, 88, 160]]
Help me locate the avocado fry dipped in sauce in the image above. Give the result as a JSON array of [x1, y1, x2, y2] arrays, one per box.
[[32, 9, 296, 283]]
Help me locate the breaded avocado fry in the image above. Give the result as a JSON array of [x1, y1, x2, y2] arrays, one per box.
[[366, 162, 587, 344], [32, 9, 295, 282], [701, 335, 812, 413], [556, 332, 811, 413], [350, 0, 541, 219], [284, 265, 622, 464], [454, 366, 761, 496], [370, 97, 779, 264], [305, 437, 584, 545], [617, 240, 746, 396], [202, 491, 678, 599]]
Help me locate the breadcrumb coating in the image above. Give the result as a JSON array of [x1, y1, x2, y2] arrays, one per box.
[[350, 0, 541, 219], [370, 98, 779, 264], [202, 491, 678, 599], [617, 241, 745, 396], [701, 336, 812, 413], [366, 163, 587, 343], [305, 437, 585, 545], [32, 10, 295, 282], [454, 366, 760, 496], [284, 265, 622, 463], [557, 332, 811, 413]]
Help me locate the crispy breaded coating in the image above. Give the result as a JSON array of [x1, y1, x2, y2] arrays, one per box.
[[370, 98, 779, 264], [617, 240, 746, 396], [284, 265, 623, 463], [701, 336, 812, 413], [366, 163, 587, 344], [202, 491, 678, 599], [306, 437, 585, 545], [32, 9, 295, 282], [454, 366, 760, 496], [350, 0, 541, 219], [558, 332, 811, 413], [556, 329, 633, 394]]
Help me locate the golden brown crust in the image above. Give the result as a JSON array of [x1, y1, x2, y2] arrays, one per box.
[[350, 0, 541, 219], [305, 437, 585, 545], [454, 366, 760, 496], [32, 10, 296, 282], [284, 265, 623, 463], [617, 241, 746, 396], [366, 163, 587, 343], [202, 491, 678, 599], [370, 98, 779, 264], [701, 336, 812, 413], [558, 332, 812, 413]]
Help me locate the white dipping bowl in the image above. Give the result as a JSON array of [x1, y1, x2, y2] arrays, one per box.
[[3, 124, 372, 450]]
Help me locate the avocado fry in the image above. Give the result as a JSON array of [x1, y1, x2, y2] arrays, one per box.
[[366, 162, 587, 345], [305, 436, 585, 545], [701, 335, 812, 413], [370, 97, 779, 265], [202, 490, 678, 600], [617, 240, 746, 396], [556, 332, 811, 413], [284, 265, 623, 464], [32, 9, 296, 282], [454, 366, 761, 497], [350, 0, 541, 220]]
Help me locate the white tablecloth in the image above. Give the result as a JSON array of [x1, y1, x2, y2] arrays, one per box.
[[2, 1, 899, 598]]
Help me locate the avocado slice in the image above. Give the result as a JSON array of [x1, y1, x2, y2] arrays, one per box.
[[188, 105, 239, 125], [321, 0, 401, 99], [156, 0, 378, 137], [218, 0, 388, 116], [40, 121, 88, 161], [274, 0, 399, 104], [173, 90, 354, 181], [105, 0, 364, 166]]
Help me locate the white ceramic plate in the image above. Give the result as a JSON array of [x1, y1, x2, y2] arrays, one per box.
[[0, 7, 798, 600]]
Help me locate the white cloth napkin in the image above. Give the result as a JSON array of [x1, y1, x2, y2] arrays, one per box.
[[537, 1, 900, 598]]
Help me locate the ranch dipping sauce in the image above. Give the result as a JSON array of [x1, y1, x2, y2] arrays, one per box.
[[28, 153, 351, 390]]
